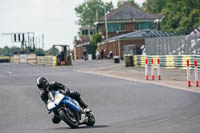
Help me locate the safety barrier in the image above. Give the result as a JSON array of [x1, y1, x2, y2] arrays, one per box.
[[11, 54, 57, 66], [0, 56, 10, 63], [37, 56, 57, 66], [125, 55, 200, 69], [27, 54, 37, 64], [11, 55, 20, 63]]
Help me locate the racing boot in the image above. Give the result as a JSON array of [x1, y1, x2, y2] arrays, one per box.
[[84, 107, 91, 113], [78, 98, 91, 113]]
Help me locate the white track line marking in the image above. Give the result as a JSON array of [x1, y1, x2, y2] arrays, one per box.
[[7, 71, 12, 74]]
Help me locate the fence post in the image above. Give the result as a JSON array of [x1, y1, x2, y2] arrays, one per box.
[[187, 60, 191, 87], [145, 58, 148, 80], [157, 58, 161, 80], [194, 60, 199, 87], [151, 58, 154, 80]]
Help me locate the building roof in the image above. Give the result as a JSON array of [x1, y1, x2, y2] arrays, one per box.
[[97, 3, 163, 23], [98, 29, 174, 45]]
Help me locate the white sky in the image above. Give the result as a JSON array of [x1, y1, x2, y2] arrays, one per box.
[[0, 0, 145, 50]]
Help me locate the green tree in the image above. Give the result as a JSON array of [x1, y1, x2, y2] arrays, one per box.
[[45, 47, 59, 56], [142, 0, 165, 13], [0, 46, 21, 56], [35, 48, 45, 56], [142, 0, 200, 33], [92, 33, 102, 46], [3, 46, 10, 56], [75, 0, 113, 27], [118, 0, 140, 8]]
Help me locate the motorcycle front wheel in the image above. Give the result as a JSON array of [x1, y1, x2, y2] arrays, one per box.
[[58, 108, 79, 128], [86, 113, 95, 126]]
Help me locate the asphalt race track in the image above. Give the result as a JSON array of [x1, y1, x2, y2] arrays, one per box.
[[1, 63, 200, 133]]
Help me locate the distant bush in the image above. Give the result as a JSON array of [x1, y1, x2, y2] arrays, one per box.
[[92, 33, 102, 46]]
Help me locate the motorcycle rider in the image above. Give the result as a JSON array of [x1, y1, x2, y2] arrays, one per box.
[[36, 77, 90, 124]]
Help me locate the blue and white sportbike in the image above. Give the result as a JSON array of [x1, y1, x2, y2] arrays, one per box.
[[47, 90, 95, 128]]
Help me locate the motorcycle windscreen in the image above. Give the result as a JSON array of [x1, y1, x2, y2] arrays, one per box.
[[55, 91, 65, 105], [47, 101, 56, 110]]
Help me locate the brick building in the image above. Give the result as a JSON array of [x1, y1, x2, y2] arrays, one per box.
[[95, 2, 163, 40], [74, 27, 95, 60], [74, 2, 164, 60], [98, 29, 172, 59]]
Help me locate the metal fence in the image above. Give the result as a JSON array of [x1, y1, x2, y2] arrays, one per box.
[[145, 36, 200, 55]]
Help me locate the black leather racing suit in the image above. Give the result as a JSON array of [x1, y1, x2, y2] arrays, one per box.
[[40, 82, 88, 124]]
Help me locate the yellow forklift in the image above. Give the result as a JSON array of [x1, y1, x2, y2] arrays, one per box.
[[53, 44, 72, 66]]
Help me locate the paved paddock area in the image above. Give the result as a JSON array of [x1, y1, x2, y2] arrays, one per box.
[[75, 60, 200, 94]]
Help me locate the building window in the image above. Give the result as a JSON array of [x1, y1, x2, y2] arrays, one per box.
[[85, 30, 88, 35], [134, 22, 154, 30], [134, 23, 139, 30], [90, 30, 94, 35], [120, 24, 125, 31], [143, 22, 155, 29], [107, 23, 126, 32], [82, 30, 88, 36], [108, 24, 120, 32]]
